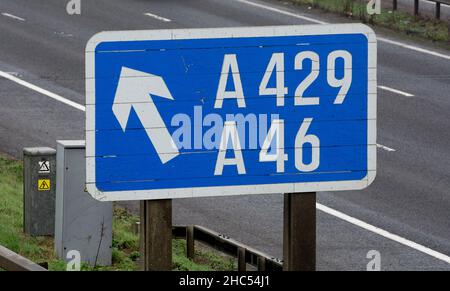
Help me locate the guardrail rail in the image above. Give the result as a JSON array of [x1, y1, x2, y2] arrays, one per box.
[[392, 0, 450, 19], [173, 225, 283, 271], [0, 245, 47, 271]]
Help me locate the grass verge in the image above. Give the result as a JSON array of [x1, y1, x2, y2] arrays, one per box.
[[0, 155, 234, 271], [289, 0, 449, 43]]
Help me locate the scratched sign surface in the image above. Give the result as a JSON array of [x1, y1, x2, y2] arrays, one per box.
[[85, 24, 377, 201]]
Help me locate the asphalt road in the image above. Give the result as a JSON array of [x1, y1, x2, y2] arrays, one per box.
[[0, 0, 450, 270]]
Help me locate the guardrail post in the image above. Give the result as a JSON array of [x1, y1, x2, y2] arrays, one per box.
[[140, 199, 172, 271], [435, 2, 441, 19], [257, 257, 266, 271], [186, 225, 195, 260], [133, 222, 140, 235], [393, 0, 398, 11], [414, 0, 419, 15], [283, 192, 316, 271], [237, 247, 246, 271]]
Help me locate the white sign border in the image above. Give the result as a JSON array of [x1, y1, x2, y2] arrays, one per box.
[[86, 24, 377, 201]]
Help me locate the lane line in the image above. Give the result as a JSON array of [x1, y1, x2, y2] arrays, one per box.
[[317, 203, 450, 265], [2, 69, 448, 265], [54, 31, 74, 38], [378, 85, 414, 97], [1, 12, 26, 22], [423, 0, 450, 8], [377, 37, 450, 61], [236, 0, 327, 24], [235, 0, 450, 61], [377, 143, 396, 152], [0, 70, 85, 112], [144, 12, 172, 22], [5, 72, 20, 77]]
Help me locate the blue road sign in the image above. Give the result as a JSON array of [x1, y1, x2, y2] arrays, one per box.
[[86, 24, 377, 201]]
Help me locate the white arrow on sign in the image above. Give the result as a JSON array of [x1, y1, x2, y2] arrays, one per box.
[[112, 67, 179, 164]]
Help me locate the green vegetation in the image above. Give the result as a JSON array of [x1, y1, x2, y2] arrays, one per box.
[[0, 155, 234, 271], [290, 0, 449, 42], [173, 239, 235, 271], [113, 207, 235, 271], [0, 155, 62, 270]]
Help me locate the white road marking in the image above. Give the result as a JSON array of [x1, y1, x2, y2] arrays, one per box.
[[235, 0, 450, 61], [144, 12, 171, 22], [377, 143, 396, 152], [423, 0, 450, 7], [377, 37, 450, 61], [378, 85, 414, 97], [5, 72, 20, 77], [317, 203, 450, 265], [0, 70, 85, 112], [236, 0, 327, 24], [54, 31, 74, 38], [1, 12, 26, 22]]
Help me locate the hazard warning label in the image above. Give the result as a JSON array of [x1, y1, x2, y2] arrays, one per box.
[[38, 179, 51, 191], [38, 161, 50, 174]]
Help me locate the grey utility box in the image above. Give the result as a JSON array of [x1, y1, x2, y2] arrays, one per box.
[[55, 140, 112, 267], [23, 147, 57, 236]]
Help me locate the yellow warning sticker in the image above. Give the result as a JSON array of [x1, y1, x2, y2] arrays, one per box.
[[38, 179, 51, 191]]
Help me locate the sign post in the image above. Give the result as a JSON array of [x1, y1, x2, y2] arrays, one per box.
[[139, 200, 172, 271], [283, 192, 316, 271], [86, 24, 377, 271]]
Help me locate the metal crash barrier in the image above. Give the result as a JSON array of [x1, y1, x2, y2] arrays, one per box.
[[0, 245, 47, 271], [172, 225, 283, 271]]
